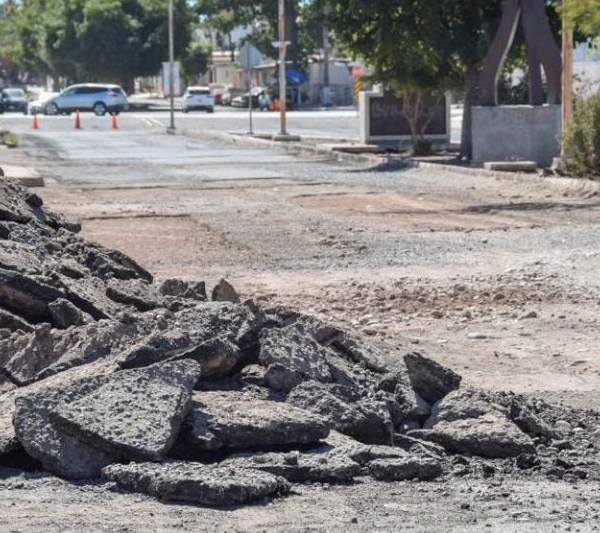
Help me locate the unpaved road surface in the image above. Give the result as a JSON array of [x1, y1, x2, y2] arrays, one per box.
[[1, 117, 600, 531]]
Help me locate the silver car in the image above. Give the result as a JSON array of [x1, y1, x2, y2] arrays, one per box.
[[43, 83, 129, 116]]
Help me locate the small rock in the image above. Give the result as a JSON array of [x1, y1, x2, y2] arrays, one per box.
[[211, 279, 241, 303], [368, 457, 443, 481], [520, 311, 538, 320]]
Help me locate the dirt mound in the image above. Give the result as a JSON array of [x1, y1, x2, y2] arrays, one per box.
[[1, 177, 599, 505]]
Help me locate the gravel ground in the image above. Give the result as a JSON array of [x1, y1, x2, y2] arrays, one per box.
[[1, 127, 600, 531]]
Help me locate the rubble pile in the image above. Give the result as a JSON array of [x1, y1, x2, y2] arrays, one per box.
[[0, 177, 599, 506]]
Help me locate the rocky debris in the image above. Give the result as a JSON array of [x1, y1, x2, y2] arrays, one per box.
[[105, 279, 161, 312], [403, 352, 461, 405], [176, 390, 329, 454], [0, 307, 34, 332], [2, 177, 600, 506], [0, 268, 64, 324], [330, 334, 392, 374], [509, 399, 558, 442], [175, 337, 244, 379], [0, 179, 155, 332], [415, 389, 537, 458], [0, 320, 142, 385], [287, 381, 392, 444], [0, 373, 15, 394], [222, 450, 361, 483], [264, 306, 344, 346], [13, 360, 200, 478], [159, 278, 207, 301], [102, 461, 290, 505], [47, 298, 88, 328], [369, 456, 443, 481], [259, 324, 333, 392], [13, 374, 117, 478], [211, 278, 241, 303], [376, 371, 430, 419], [410, 415, 536, 459], [52, 359, 201, 461], [424, 388, 507, 427], [0, 359, 118, 460]]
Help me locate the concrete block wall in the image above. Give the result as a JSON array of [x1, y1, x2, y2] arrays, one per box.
[[472, 105, 561, 167]]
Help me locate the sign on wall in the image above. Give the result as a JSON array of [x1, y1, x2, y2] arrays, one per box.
[[360, 90, 450, 145]]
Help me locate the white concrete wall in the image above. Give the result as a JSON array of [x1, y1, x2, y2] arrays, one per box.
[[307, 62, 353, 106], [472, 105, 561, 166]]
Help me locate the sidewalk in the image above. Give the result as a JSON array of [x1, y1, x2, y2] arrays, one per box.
[[182, 127, 600, 197]]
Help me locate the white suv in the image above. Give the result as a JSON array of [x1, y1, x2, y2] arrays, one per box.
[[43, 83, 129, 116], [182, 86, 214, 113]]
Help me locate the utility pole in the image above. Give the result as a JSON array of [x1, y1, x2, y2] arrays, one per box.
[[561, 24, 573, 139], [168, 0, 175, 131], [278, 0, 287, 136], [321, 6, 331, 107]]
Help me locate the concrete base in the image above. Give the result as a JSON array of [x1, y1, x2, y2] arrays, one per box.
[[472, 105, 561, 167], [483, 161, 537, 172], [272, 135, 301, 142]]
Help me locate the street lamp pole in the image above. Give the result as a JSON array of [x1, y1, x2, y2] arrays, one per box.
[[278, 0, 287, 136], [168, 0, 175, 131]]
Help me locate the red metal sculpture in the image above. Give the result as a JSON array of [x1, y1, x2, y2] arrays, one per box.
[[478, 0, 562, 106]]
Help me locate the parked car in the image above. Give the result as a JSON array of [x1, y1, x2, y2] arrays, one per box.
[[220, 90, 232, 106], [0, 87, 29, 114], [28, 91, 58, 115], [42, 83, 128, 116], [231, 88, 264, 108], [181, 86, 214, 113], [208, 83, 226, 105]]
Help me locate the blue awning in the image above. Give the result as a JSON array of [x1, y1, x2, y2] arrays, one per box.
[[285, 69, 306, 85]]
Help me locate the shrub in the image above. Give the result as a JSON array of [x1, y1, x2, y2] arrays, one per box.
[[561, 93, 600, 178]]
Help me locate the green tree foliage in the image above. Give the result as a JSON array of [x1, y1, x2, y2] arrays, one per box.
[[320, 0, 506, 156], [194, 0, 307, 67], [181, 40, 211, 84], [561, 0, 600, 36], [4, 0, 192, 88], [562, 93, 600, 178]]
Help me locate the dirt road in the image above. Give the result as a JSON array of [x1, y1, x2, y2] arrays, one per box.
[[1, 129, 600, 531]]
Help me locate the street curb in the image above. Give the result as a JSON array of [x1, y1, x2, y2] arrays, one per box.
[[411, 160, 600, 195], [177, 128, 385, 166], [175, 127, 600, 195]]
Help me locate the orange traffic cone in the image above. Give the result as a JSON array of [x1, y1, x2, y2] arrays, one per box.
[[111, 113, 118, 130], [75, 110, 81, 129], [32, 114, 39, 130]]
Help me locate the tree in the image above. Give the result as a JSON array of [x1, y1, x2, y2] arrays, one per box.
[[194, 0, 304, 67], [320, 0, 506, 155], [561, 0, 600, 36], [181, 40, 211, 84], [5, 0, 192, 90]]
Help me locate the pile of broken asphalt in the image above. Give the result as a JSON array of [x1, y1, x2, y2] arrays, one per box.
[[0, 176, 599, 506]]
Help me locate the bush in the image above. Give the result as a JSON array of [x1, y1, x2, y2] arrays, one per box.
[[561, 93, 600, 178]]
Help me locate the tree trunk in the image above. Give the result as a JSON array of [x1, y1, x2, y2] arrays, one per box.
[[460, 69, 479, 160], [122, 78, 135, 95]]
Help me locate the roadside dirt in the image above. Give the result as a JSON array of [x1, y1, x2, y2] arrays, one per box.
[[3, 138, 600, 531], [38, 163, 600, 406]]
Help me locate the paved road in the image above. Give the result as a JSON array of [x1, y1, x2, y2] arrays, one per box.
[[0, 105, 463, 143], [2, 115, 309, 185]]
